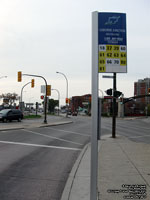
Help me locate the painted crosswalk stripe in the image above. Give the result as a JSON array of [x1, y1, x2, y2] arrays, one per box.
[[23, 129, 83, 146], [45, 127, 91, 137], [0, 140, 81, 151]]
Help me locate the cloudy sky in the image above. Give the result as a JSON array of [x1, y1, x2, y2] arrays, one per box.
[[0, 0, 150, 105]]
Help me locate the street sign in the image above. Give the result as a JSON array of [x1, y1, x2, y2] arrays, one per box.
[[102, 75, 114, 78], [41, 85, 51, 96], [98, 12, 127, 73], [41, 85, 45, 93]]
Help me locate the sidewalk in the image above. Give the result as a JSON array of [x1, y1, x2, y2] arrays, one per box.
[[61, 134, 150, 200], [0, 115, 73, 131]]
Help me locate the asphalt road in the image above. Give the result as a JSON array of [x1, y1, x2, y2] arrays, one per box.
[[0, 116, 91, 200], [101, 117, 150, 144], [0, 116, 149, 200]]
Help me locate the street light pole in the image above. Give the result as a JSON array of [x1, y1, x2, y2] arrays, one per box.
[[20, 82, 31, 111], [22, 73, 48, 124], [56, 71, 68, 117], [51, 88, 60, 115]]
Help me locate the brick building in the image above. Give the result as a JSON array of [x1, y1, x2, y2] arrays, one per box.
[[134, 78, 150, 105], [70, 94, 91, 114]]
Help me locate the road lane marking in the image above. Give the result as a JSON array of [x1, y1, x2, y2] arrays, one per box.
[[0, 140, 81, 151], [45, 127, 91, 137], [23, 129, 83, 146]]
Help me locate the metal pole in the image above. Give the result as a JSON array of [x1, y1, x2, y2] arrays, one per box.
[[90, 11, 99, 200], [52, 89, 60, 116], [98, 97, 101, 140], [56, 72, 68, 117], [23, 74, 48, 123], [112, 73, 116, 138], [98, 89, 104, 98], [20, 82, 31, 111]]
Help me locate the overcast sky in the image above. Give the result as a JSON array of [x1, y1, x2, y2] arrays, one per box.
[[0, 0, 150, 105]]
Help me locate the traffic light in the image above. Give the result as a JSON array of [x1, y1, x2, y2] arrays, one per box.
[[66, 98, 69, 103], [46, 85, 51, 96], [114, 91, 122, 98], [31, 79, 34, 88], [18, 71, 22, 82], [105, 88, 112, 96], [148, 88, 150, 94]]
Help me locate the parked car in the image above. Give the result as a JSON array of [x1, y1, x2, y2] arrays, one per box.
[[72, 111, 78, 116], [0, 109, 23, 122], [67, 111, 72, 115]]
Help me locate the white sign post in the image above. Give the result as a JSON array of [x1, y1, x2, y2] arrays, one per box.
[[91, 11, 99, 200], [91, 11, 127, 200]]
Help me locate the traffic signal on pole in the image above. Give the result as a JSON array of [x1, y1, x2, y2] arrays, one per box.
[[46, 85, 51, 96], [66, 98, 69, 103], [148, 88, 150, 94], [114, 91, 122, 98], [18, 71, 22, 82], [66, 98, 70, 104], [41, 95, 44, 99], [105, 88, 112, 96], [31, 79, 34, 88]]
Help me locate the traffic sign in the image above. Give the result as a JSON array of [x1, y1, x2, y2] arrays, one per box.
[[98, 12, 127, 73], [102, 75, 114, 78]]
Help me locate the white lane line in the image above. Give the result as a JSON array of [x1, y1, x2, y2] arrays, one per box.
[[23, 129, 83, 146], [0, 140, 81, 151], [45, 127, 91, 137]]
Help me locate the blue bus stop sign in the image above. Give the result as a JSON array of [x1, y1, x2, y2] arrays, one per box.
[[98, 12, 127, 73]]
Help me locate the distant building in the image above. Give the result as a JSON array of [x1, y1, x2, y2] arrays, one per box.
[[134, 78, 150, 105], [70, 94, 91, 114]]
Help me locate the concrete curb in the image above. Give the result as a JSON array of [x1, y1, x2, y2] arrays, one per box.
[[38, 121, 73, 128], [61, 143, 89, 200], [0, 121, 73, 131]]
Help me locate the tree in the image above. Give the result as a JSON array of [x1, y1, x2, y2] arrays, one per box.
[[48, 99, 58, 113], [0, 93, 19, 105]]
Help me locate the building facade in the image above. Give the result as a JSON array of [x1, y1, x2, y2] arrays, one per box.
[[70, 94, 91, 114], [134, 78, 150, 105]]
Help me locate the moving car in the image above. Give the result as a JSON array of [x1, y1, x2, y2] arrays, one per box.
[[0, 109, 23, 122]]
